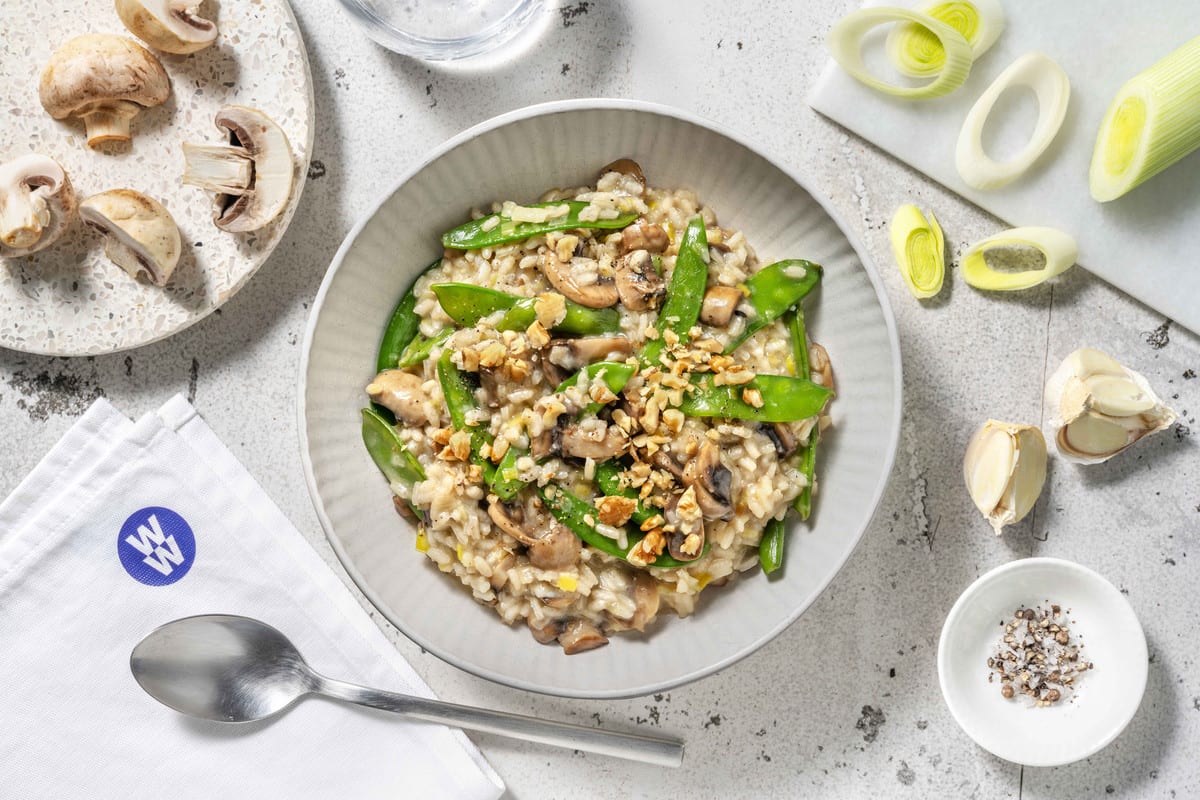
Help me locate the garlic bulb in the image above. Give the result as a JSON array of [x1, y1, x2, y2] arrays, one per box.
[[1045, 348, 1177, 464], [963, 420, 1048, 534]]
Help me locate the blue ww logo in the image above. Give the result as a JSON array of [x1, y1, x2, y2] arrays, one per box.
[[117, 506, 196, 586]]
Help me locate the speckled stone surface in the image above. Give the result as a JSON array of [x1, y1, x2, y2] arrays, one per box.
[[0, 0, 313, 355], [1, 2, 1197, 798]]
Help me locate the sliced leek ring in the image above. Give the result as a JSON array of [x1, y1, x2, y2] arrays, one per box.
[[886, 0, 1005, 79], [1090, 35, 1200, 202], [828, 8, 973, 99], [961, 226, 1078, 291], [890, 205, 945, 298], [955, 52, 1071, 190]]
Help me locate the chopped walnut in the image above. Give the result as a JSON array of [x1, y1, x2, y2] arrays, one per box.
[[595, 495, 637, 527], [534, 292, 567, 329], [627, 528, 666, 567], [526, 321, 551, 349], [479, 342, 507, 368]]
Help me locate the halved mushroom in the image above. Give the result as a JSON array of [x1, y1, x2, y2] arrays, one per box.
[[548, 336, 633, 372], [182, 105, 294, 233], [366, 370, 429, 425], [684, 441, 735, 519], [487, 500, 580, 570], [560, 422, 628, 460], [39, 35, 170, 147], [809, 341, 834, 391], [619, 220, 669, 254], [699, 285, 743, 327], [615, 249, 665, 311], [115, 0, 218, 54], [664, 486, 705, 561], [599, 158, 645, 186], [78, 189, 180, 286], [627, 572, 660, 632], [762, 422, 799, 458], [557, 619, 609, 654], [0, 155, 76, 257], [654, 442, 734, 520], [528, 526, 581, 571], [527, 617, 562, 645], [538, 251, 618, 309]]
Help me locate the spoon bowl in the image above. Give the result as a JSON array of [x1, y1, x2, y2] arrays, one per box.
[[131, 614, 315, 723], [131, 614, 684, 767]]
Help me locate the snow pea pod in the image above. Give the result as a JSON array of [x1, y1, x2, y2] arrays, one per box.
[[360, 407, 425, 489], [641, 215, 708, 366], [442, 201, 638, 250], [724, 259, 823, 353], [435, 350, 529, 499], [376, 259, 440, 372], [538, 484, 701, 569], [431, 283, 620, 335], [554, 361, 636, 417], [680, 374, 832, 423], [786, 308, 818, 520], [395, 329, 452, 369], [758, 516, 786, 575], [594, 460, 657, 527]]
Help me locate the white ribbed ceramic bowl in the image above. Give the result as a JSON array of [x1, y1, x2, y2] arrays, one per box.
[[300, 99, 902, 698]]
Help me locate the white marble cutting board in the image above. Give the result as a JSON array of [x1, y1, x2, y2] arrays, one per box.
[[808, 1, 1200, 334]]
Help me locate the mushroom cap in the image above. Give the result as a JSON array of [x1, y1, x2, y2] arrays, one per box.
[[210, 105, 294, 233], [115, 0, 219, 54], [0, 154, 76, 257], [39, 34, 169, 120], [79, 189, 181, 286]]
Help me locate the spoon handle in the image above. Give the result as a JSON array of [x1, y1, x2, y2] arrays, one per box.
[[315, 676, 683, 767]]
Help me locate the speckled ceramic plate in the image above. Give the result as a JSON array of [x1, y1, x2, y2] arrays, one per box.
[[0, 0, 312, 356], [301, 100, 903, 698]]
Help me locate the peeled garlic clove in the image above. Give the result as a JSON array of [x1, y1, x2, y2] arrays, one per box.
[[963, 420, 1047, 534], [1045, 347, 1177, 464]]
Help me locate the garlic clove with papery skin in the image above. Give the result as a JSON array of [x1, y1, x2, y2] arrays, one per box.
[[963, 420, 1047, 535], [1045, 348, 1177, 464]]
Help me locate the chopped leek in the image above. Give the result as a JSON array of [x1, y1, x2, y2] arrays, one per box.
[[889, 205, 945, 299], [956, 52, 1071, 191], [1089, 35, 1200, 202], [886, 0, 1005, 78], [828, 7, 973, 99], [960, 227, 1078, 291]]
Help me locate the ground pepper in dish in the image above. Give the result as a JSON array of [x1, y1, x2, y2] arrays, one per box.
[[986, 603, 1093, 706]]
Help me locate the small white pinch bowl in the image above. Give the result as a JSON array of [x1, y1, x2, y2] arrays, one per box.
[[938, 557, 1148, 767]]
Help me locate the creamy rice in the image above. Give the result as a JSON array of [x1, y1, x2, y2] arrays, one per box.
[[367, 162, 833, 653]]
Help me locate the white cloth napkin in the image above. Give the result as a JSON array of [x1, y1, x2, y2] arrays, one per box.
[[0, 396, 504, 799]]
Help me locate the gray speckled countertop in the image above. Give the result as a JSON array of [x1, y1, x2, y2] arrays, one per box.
[[2, 2, 1197, 797]]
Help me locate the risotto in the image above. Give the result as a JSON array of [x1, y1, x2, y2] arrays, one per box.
[[362, 159, 834, 653]]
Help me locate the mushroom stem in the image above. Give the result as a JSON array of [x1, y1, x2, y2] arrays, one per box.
[[80, 102, 140, 146], [182, 143, 253, 194], [0, 197, 43, 249]]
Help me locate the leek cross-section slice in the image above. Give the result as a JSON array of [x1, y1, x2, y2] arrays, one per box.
[[889, 205, 945, 299], [886, 0, 1005, 79], [955, 52, 1070, 191], [960, 227, 1077, 292], [828, 7, 973, 100], [1090, 35, 1200, 202]]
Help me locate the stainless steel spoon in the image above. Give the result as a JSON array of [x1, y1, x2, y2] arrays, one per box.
[[130, 614, 684, 767]]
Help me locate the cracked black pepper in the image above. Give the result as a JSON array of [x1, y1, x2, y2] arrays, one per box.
[[986, 602, 1092, 706]]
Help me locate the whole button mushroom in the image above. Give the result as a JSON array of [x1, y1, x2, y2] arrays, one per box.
[[0, 155, 76, 257], [181, 106, 294, 233], [39, 35, 170, 148], [115, 0, 219, 54], [79, 189, 181, 286]]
